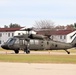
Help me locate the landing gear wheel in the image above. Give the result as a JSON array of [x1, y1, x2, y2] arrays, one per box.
[[67, 52, 70, 54], [14, 50, 19, 54], [26, 50, 30, 54], [65, 50, 70, 54]]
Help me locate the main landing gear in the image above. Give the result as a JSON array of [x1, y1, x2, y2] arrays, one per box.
[[24, 38, 30, 54], [14, 49, 30, 54], [14, 50, 19, 54], [65, 50, 70, 54], [24, 43, 30, 54], [24, 49, 30, 54]]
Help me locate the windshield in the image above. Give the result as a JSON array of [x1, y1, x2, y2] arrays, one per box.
[[6, 38, 16, 45], [6, 38, 13, 43]]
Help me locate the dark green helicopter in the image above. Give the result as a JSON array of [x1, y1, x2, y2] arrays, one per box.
[[1, 28, 76, 54]]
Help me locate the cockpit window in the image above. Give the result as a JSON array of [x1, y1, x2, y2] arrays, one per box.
[[6, 38, 13, 44], [6, 38, 16, 45], [15, 38, 19, 44]]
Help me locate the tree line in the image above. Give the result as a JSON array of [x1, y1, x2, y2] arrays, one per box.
[[2, 20, 76, 30], [4, 23, 21, 28]]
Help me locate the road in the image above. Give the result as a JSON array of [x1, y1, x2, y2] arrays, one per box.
[[0, 62, 76, 75]]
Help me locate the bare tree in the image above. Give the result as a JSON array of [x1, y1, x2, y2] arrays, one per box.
[[34, 20, 55, 29]]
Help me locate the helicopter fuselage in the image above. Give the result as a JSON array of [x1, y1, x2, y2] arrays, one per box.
[[1, 36, 73, 54]]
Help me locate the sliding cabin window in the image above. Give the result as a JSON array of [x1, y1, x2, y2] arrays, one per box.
[[30, 40, 34, 44], [30, 40, 39, 45], [34, 40, 39, 45]]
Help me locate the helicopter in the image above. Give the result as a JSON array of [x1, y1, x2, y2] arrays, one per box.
[[1, 28, 76, 54]]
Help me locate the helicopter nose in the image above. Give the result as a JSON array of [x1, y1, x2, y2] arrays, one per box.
[[1, 44, 9, 49]]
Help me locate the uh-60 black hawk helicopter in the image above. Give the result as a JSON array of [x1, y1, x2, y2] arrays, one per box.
[[1, 28, 76, 54]]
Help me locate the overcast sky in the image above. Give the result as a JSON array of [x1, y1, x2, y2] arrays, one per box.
[[0, 0, 76, 27]]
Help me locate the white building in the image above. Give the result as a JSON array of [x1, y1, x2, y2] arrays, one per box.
[[14, 30, 36, 36], [51, 30, 76, 43], [0, 28, 22, 47]]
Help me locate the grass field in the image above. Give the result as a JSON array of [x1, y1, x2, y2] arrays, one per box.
[[0, 48, 76, 64]]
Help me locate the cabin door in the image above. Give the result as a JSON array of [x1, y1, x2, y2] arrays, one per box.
[[19, 39, 27, 49]]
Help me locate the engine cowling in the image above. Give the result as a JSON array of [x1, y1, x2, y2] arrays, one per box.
[[29, 34, 46, 40]]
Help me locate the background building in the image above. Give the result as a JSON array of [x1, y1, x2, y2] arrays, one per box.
[[0, 28, 22, 47], [51, 30, 76, 43], [37, 29, 76, 43]]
